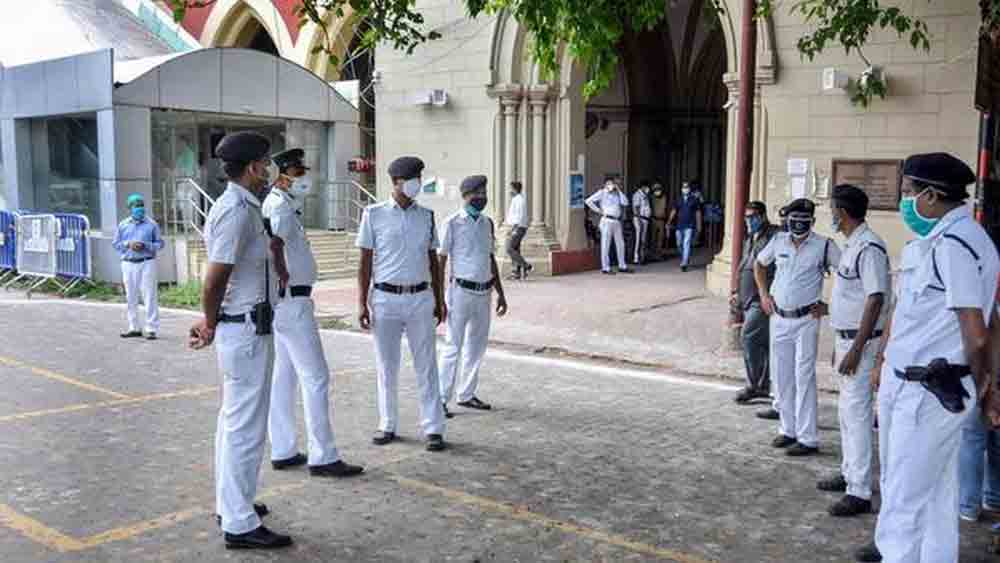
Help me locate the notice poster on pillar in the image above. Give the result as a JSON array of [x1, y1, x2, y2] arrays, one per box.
[[569, 172, 585, 209]]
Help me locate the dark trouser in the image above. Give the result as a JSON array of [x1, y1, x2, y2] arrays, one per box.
[[506, 226, 529, 273], [741, 302, 770, 392]]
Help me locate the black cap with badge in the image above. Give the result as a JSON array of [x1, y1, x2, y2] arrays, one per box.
[[388, 156, 425, 180], [460, 175, 488, 195], [215, 131, 270, 163], [271, 148, 309, 173], [902, 152, 976, 200]]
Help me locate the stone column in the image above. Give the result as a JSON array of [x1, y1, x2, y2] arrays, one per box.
[[529, 92, 548, 226], [501, 96, 520, 222]]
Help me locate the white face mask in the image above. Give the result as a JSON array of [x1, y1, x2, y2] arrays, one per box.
[[401, 178, 422, 199], [682, 187, 691, 196], [290, 176, 312, 197]]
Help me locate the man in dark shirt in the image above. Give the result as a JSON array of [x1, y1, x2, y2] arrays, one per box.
[[733, 201, 779, 406], [667, 180, 703, 272]]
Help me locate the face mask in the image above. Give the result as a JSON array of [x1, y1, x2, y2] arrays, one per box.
[[131, 206, 146, 221], [788, 217, 812, 238], [401, 178, 422, 199], [468, 196, 487, 212], [745, 216, 762, 234], [290, 176, 312, 197], [899, 190, 939, 237], [605, 183, 615, 191], [682, 188, 691, 196], [831, 211, 843, 233]]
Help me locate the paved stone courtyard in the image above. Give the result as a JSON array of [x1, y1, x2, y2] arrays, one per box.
[[0, 294, 996, 562]]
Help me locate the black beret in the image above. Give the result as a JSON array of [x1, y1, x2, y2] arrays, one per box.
[[388, 156, 424, 180], [785, 198, 816, 215], [215, 131, 270, 163], [460, 175, 488, 195], [902, 152, 975, 194], [747, 200, 767, 215], [272, 148, 308, 172], [832, 184, 869, 209]]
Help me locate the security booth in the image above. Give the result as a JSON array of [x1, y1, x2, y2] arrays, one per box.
[[1, 47, 361, 283]]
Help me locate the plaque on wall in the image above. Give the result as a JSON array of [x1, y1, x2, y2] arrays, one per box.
[[831, 159, 903, 211]]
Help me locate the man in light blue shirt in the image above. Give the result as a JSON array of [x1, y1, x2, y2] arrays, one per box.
[[112, 193, 164, 339]]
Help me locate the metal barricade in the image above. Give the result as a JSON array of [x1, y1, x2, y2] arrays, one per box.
[[0, 210, 17, 284], [52, 213, 93, 294], [7, 214, 58, 295]]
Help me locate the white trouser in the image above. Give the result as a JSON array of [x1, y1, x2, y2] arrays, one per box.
[[633, 217, 649, 263], [439, 285, 491, 404], [371, 289, 445, 436], [834, 335, 878, 500], [214, 320, 273, 535], [121, 259, 159, 333], [599, 217, 626, 271], [875, 364, 975, 563], [268, 297, 339, 466], [770, 314, 819, 447]]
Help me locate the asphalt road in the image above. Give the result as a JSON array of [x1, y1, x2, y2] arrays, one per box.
[[0, 296, 994, 562]]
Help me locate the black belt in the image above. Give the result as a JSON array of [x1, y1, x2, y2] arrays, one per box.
[[374, 282, 429, 294], [637, 216, 651, 222], [836, 329, 883, 340], [455, 278, 494, 292], [775, 304, 817, 319], [279, 285, 312, 298], [603, 215, 621, 221], [123, 257, 153, 263], [218, 310, 260, 324]]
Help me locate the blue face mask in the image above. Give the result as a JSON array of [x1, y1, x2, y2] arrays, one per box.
[[131, 206, 146, 221], [899, 190, 938, 237], [465, 196, 487, 218], [745, 215, 762, 234]]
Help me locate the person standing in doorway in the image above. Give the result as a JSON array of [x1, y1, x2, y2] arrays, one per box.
[[505, 181, 532, 280], [356, 156, 448, 452], [815, 184, 890, 518], [438, 175, 509, 418], [755, 198, 840, 457], [667, 180, 703, 272], [113, 193, 164, 340], [263, 148, 364, 479], [586, 178, 632, 275], [732, 201, 779, 406], [632, 180, 653, 265]]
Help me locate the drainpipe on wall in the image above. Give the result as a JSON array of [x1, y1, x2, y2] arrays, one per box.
[[728, 0, 758, 323], [976, 111, 992, 225]]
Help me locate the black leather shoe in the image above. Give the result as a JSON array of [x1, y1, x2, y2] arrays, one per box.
[[817, 475, 848, 493], [310, 460, 364, 478], [829, 495, 872, 517], [854, 541, 882, 562], [619, 268, 634, 274], [457, 397, 492, 410], [443, 403, 454, 419], [772, 435, 797, 448], [224, 526, 292, 550], [734, 388, 759, 404], [145, 332, 158, 340], [271, 453, 307, 470], [215, 503, 269, 528], [681, 265, 689, 272], [372, 431, 397, 446], [426, 434, 446, 452], [786, 443, 819, 457], [756, 408, 780, 420], [602, 270, 615, 275], [120, 330, 142, 338]]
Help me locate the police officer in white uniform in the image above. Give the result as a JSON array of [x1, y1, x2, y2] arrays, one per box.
[[438, 175, 509, 418], [262, 148, 364, 478], [814, 185, 890, 518], [755, 198, 840, 457], [189, 131, 292, 550], [632, 180, 652, 264], [356, 156, 448, 452], [586, 178, 632, 275], [855, 153, 1000, 563]]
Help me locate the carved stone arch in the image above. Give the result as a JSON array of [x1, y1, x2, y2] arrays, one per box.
[[201, 0, 295, 58], [297, 8, 360, 81]]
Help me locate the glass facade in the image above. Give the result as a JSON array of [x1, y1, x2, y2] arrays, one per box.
[[30, 115, 101, 226]]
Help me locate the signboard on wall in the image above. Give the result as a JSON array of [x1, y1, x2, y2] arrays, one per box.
[[831, 159, 903, 211], [569, 172, 585, 209]]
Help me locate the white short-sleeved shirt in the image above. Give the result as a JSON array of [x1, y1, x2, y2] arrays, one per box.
[[830, 223, 891, 331], [262, 188, 317, 287], [506, 193, 528, 228], [204, 182, 274, 315], [884, 206, 1000, 370], [439, 209, 495, 284], [757, 231, 841, 310], [632, 190, 652, 219], [355, 199, 439, 285], [586, 188, 628, 219]]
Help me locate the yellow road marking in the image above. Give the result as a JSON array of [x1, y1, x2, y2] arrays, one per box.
[[0, 503, 86, 553], [392, 476, 716, 563], [0, 356, 130, 399], [0, 386, 218, 423]]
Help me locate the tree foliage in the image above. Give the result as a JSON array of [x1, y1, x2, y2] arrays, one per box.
[[167, 0, 1000, 105]]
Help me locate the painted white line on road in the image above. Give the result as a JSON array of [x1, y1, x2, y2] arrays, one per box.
[[0, 299, 201, 317]]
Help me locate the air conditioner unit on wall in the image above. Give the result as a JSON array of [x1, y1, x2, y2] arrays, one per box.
[[411, 91, 433, 106], [822, 68, 849, 92], [431, 89, 448, 106]]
